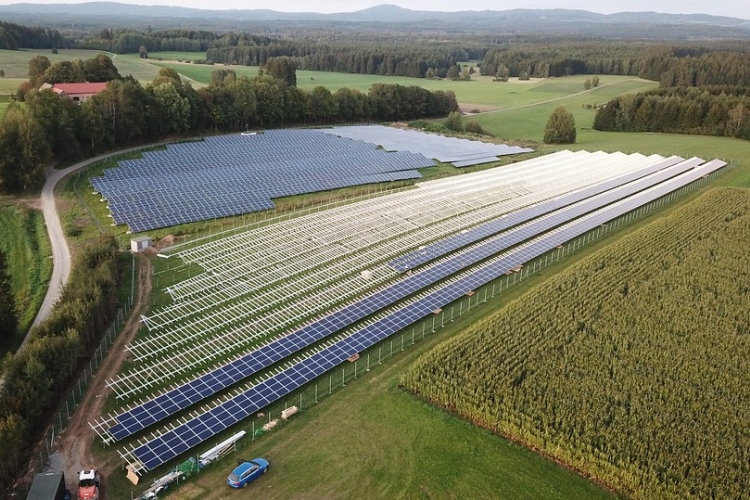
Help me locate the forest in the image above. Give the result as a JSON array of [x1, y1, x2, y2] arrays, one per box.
[[0, 236, 121, 488], [4, 19, 750, 83], [594, 86, 750, 139], [0, 20, 69, 50], [402, 187, 750, 500]]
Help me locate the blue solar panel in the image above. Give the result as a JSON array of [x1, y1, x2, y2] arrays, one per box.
[[107, 156, 705, 443], [91, 130, 436, 232], [128, 158, 725, 471]]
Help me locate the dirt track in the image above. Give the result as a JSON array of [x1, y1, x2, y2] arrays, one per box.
[[58, 256, 153, 494]]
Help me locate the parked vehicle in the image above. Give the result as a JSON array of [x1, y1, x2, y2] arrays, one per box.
[[76, 469, 100, 500], [226, 458, 269, 488]]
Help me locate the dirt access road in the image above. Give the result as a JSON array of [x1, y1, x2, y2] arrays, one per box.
[[56, 256, 152, 494], [24, 146, 160, 492]]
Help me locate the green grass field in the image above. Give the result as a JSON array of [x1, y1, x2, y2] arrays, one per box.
[[0, 49, 159, 82], [133, 56, 651, 108], [0, 48, 117, 78], [473, 78, 656, 140], [0, 203, 52, 353], [144, 51, 207, 61], [0, 78, 24, 96]]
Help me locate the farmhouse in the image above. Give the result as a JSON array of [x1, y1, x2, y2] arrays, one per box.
[[51, 82, 108, 103]]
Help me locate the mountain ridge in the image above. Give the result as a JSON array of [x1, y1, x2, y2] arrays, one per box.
[[0, 2, 748, 25]]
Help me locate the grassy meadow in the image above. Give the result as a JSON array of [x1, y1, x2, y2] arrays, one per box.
[[0, 204, 52, 353]]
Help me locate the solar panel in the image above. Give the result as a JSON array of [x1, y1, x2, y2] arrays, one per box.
[[122, 158, 726, 473], [91, 130, 437, 232], [319, 125, 534, 166], [389, 155, 690, 271], [104, 156, 707, 443]]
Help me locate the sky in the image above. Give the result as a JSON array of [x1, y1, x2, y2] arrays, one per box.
[[0, 0, 748, 20]]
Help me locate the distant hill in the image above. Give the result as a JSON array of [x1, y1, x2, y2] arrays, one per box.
[[0, 2, 748, 26]]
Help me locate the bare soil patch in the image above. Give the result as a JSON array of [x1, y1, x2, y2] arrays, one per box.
[[58, 256, 153, 495]]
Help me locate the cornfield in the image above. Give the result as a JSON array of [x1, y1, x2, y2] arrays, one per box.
[[402, 187, 750, 500]]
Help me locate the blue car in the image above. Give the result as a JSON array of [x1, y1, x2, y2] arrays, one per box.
[[227, 458, 269, 488]]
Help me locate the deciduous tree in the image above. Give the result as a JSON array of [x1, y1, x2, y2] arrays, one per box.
[[0, 105, 50, 193], [445, 111, 463, 132], [27, 55, 50, 87]]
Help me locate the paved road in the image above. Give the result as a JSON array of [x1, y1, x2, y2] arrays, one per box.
[[22, 146, 154, 351]]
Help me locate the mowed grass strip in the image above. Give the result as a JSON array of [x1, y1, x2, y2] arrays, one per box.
[[0, 204, 52, 352], [141, 51, 208, 61]]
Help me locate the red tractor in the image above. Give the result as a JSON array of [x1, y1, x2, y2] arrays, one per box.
[[76, 469, 100, 500]]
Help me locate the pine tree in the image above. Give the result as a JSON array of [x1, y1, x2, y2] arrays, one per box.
[[544, 106, 577, 144]]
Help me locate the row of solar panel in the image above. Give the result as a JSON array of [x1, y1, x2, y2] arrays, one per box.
[[320, 126, 534, 165], [91, 130, 441, 232], [97, 171, 424, 232], [389, 156, 689, 271], [94, 155, 432, 190], [126, 158, 726, 471], [101, 151, 431, 181], [104, 155, 700, 441]]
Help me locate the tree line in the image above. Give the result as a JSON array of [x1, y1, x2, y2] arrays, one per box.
[[0, 21, 69, 50], [0, 236, 121, 491], [206, 42, 482, 79], [80, 27, 219, 54], [593, 85, 750, 139], [6, 19, 750, 85], [0, 55, 458, 194], [479, 42, 750, 85]]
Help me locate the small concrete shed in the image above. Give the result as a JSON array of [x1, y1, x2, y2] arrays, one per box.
[[131, 236, 153, 253], [27, 472, 66, 500]]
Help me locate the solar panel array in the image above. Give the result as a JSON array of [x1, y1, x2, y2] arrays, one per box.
[[90, 130, 434, 232], [100, 155, 697, 443], [97, 151, 665, 438], [319, 125, 534, 167], [91, 147, 727, 473], [117, 152, 639, 377], [388, 155, 691, 271], [118, 157, 726, 472]]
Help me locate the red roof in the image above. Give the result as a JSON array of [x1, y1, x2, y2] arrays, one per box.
[[52, 82, 108, 95]]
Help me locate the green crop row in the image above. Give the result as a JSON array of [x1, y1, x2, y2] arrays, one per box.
[[402, 187, 750, 500]]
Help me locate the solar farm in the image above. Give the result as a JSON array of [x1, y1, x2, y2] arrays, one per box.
[[88, 147, 726, 476], [89, 126, 532, 233]]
